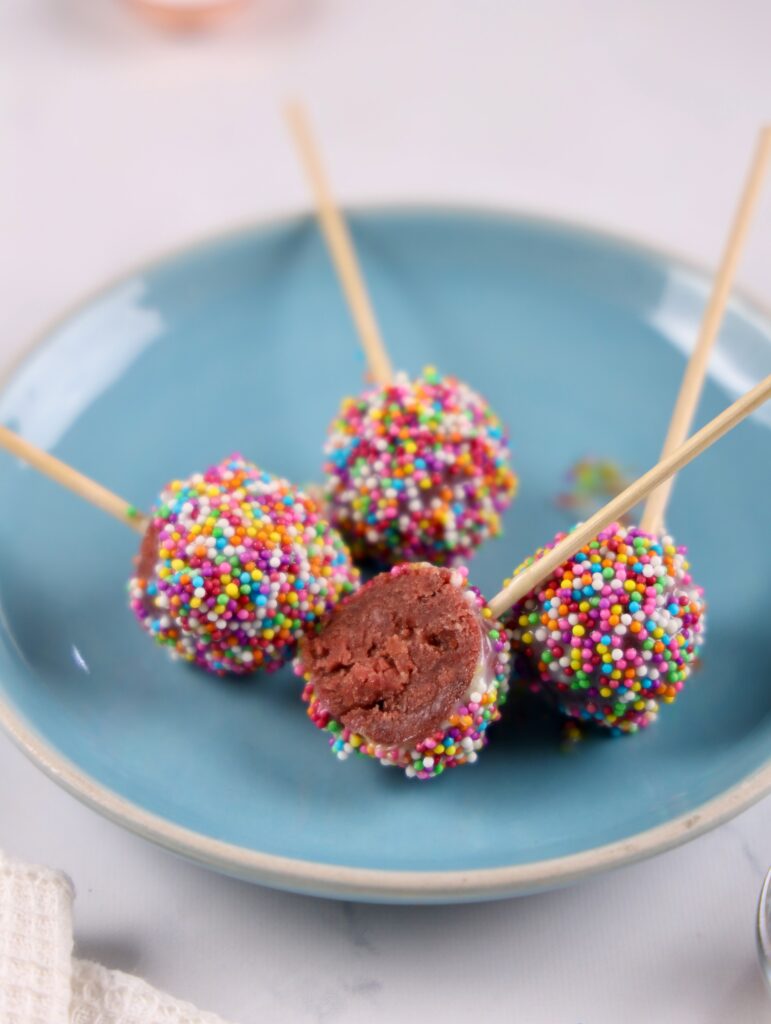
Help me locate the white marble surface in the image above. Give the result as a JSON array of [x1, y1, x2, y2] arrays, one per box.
[[1, 1, 771, 1020]]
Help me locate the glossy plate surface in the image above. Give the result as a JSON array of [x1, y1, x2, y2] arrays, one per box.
[[1, 207, 770, 903]]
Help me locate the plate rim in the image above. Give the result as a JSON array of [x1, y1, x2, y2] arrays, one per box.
[[2, 201, 770, 902]]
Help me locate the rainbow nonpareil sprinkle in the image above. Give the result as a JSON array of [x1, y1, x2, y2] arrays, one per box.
[[323, 367, 517, 565], [503, 522, 705, 733], [296, 564, 511, 779], [129, 455, 359, 676]]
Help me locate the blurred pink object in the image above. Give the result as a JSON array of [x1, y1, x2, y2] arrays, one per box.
[[128, 0, 247, 29]]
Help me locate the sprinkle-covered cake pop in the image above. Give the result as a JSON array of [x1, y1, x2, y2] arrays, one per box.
[[503, 522, 705, 733], [130, 455, 359, 676], [323, 367, 517, 566], [296, 562, 511, 778]]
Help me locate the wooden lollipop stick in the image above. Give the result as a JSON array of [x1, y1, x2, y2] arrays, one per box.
[[640, 126, 771, 534], [0, 425, 148, 534], [488, 373, 771, 619], [284, 101, 394, 387]]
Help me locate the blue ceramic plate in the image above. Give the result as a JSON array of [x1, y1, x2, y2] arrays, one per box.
[[1, 207, 770, 904]]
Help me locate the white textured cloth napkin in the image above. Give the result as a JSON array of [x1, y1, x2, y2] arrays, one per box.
[[0, 851, 234, 1024]]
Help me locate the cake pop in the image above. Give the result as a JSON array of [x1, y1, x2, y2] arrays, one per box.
[[323, 367, 516, 565], [130, 455, 359, 675], [285, 105, 517, 565], [0, 429, 360, 678], [502, 129, 770, 732], [503, 523, 705, 733]]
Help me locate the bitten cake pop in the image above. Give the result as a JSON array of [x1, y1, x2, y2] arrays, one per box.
[[296, 562, 511, 778], [504, 523, 705, 733], [323, 367, 517, 565], [285, 105, 517, 565], [130, 455, 359, 675]]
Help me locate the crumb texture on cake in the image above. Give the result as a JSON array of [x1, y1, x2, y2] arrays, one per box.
[[300, 565, 482, 746]]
